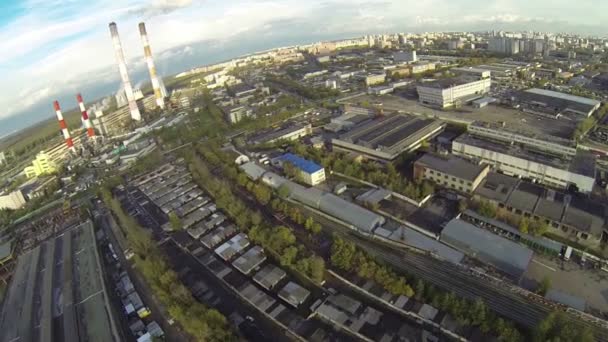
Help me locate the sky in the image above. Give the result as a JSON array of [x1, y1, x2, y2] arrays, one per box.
[[0, 0, 607, 137]]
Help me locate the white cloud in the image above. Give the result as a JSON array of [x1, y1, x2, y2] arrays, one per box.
[[2, 0, 608, 124]]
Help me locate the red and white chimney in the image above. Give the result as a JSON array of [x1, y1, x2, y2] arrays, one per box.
[[53, 101, 75, 152], [76, 93, 96, 139]]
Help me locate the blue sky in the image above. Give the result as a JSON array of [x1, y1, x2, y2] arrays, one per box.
[[0, 0, 607, 136]]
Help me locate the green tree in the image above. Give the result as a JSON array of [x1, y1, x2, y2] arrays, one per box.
[[309, 256, 325, 283], [277, 184, 291, 198], [538, 276, 551, 296], [518, 217, 530, 234], [304, 217, 314, 231], [169, 212, 182, 230]]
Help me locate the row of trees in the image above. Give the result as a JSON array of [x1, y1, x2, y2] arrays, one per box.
[[100, 187, 234, 341], [533, 311, 594, 342], [469, 199, 549, 236], [331, 236, 523, 341], [249, 225, 324, 283], [290, 142, 434, 200], [331, 237, 414, 297], [188, 146, 326, 284]]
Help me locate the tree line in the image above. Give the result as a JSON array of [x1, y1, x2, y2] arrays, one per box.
[[331, 236, 523, 341]]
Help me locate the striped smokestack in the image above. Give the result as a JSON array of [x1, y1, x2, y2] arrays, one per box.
[[53, 101, 75, 152], [139, 22, 165, 109], [76, 94, 96, 139], [109, 22, 141, 121]]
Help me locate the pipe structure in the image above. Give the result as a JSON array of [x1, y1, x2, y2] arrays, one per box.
[[109, 22, 141, 121], [76, 94, 96, 139], [138, 22, 165, 109], [53, 101, 75, 152]]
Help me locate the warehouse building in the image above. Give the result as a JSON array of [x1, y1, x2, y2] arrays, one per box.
[[332, 114, 445, 161], [275, 153, 326, 186], [441, 218, 534, 280], [414, 154, 490, 193], [416, 77, 491, 108], [261, 172, 385, 232], [453, 134, 595, 193], [473, 172, 606, 249], [516, 88, 601, 119], [0, 221, 121, 342]]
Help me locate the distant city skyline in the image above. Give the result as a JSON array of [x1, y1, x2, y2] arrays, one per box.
[[1, 0, 608, 137]]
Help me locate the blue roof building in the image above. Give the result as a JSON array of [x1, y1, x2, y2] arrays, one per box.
[[278, 153, 323, 173]]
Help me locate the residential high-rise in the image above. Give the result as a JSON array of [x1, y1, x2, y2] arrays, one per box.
[[109, 22, 141, 121], [138, 22, 166, 109]]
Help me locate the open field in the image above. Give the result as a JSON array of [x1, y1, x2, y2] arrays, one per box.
[[345, 93, 578, 140]]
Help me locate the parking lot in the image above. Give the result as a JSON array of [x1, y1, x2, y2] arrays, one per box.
[[523, 255, 608, 314]]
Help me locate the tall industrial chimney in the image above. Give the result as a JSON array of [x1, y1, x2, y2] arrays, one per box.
[[53, 101, 75, 152], [76, 94, 96, 139], [138, 22, 165, 109], [109, 22, 141, 121]]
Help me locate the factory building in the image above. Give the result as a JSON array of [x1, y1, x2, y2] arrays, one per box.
[[516, 88, 601, 119], [441, 218, 533, 281], [275, 153, 326, 186], [452, 134, 596, 193], [417, 77, 491, 108], [474, 173, 606, 249], [332, 114, 445, 161], [414, 154, 490, 193], [468, 121, 577, 157]]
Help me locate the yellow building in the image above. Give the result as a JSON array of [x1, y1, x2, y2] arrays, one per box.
[[24, 151, 57, 178]]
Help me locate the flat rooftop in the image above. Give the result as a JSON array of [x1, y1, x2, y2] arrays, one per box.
[[253, 264, 287, 290], [232, 246, 267, 275], [334, 113, 444, 159], [417, 77, 475, 89], [0, 221, 119, 342], [455, 134, 594, 176], [415, 153, 488, 182], [278, 281, 310, 307]]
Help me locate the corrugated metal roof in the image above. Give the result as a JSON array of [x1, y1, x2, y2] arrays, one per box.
[[319, 193, 385, 232], [441, 219, 533, 278], [525, 88, 600, 106]]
